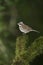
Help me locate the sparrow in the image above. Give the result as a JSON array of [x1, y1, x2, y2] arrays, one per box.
[[17, 22, 40, 34]]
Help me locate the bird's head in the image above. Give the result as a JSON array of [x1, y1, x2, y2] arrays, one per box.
[[17, 22, 23, 26]]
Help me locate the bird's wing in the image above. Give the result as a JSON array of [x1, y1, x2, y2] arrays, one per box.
[[22, 24, 32, 30]]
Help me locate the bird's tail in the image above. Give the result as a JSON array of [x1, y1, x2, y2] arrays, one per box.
[[31, 30, 40, 33]]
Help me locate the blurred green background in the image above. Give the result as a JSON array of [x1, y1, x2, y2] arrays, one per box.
[[0, 0, 43, 65]]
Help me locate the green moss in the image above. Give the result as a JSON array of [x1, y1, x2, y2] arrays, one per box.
[[12, 36, 43, 65], [22, 36, 43, 65], [15, 35, 28, 58]]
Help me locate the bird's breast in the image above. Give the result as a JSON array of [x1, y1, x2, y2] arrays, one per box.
[[19, 26, 29, 33]]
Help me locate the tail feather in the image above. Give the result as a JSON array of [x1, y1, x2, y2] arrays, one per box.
[[30, 30, 40, 33]]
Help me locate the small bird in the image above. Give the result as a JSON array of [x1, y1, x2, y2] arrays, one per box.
[[17, 22, 40, 34]]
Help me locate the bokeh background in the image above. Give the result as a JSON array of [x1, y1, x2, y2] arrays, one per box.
[[0, 0, 43, 65]]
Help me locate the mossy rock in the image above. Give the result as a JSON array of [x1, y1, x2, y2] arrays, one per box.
[[13, 36, 43, 65], [22, 36, 43, 65]]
